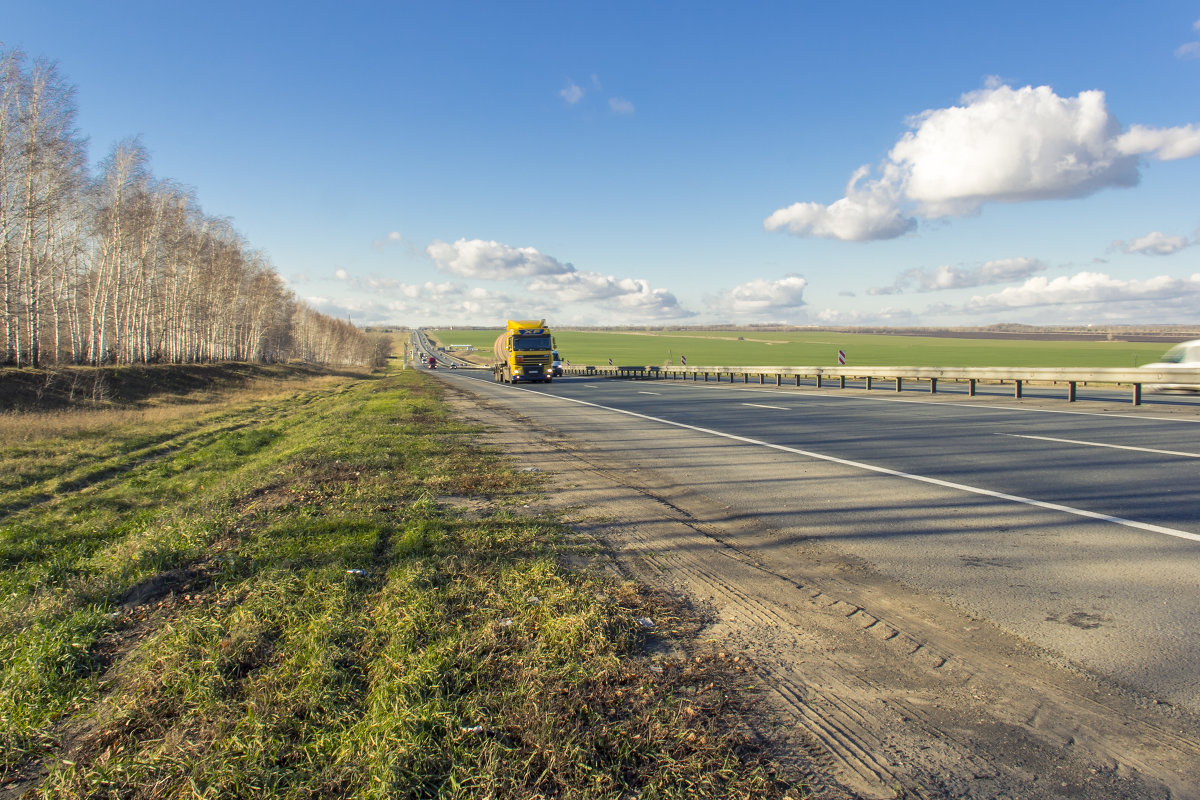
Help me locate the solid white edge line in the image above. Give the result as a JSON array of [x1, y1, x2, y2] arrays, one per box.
[[743, 403, 789, 410], [998, 433, 1200, 458], [503, 382, 1200, 544]]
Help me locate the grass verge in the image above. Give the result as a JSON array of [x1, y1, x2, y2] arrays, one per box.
[[1, 362, 802, 799]]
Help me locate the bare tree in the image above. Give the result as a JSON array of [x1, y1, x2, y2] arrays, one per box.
[[1, 45, 381, 371]]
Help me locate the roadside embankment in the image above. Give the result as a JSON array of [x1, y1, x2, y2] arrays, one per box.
[[0, 365, 810, 799]]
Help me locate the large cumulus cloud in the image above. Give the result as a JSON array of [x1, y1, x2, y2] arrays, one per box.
[[766, 83, 1200, 241]]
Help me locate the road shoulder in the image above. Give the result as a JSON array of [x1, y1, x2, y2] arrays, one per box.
[[445, 377, 1200, 800]]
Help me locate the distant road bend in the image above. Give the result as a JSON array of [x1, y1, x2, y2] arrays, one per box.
[[431, 364, 1200, 799]]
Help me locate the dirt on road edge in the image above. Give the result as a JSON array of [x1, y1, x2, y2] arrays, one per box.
[[444, 381, 1200, 800]]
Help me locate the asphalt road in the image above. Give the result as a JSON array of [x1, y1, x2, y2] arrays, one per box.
[[431, 365, 1200, 711]]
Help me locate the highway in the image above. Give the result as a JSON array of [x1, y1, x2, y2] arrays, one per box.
[[435, 365, 1200, 700], [422, 361, 1200, 796]]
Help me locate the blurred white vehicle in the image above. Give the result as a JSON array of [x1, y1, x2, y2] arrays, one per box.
[[1142, 340, 1200, 391]]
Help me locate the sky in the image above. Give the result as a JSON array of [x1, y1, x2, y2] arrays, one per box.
[[4, 1, 1200, 328]]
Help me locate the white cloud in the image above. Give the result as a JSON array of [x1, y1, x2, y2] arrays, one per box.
[[767, 82, 1200, 241], [1115, 123, 1200, 160], [763, 166, 915, 241], [965, 271, 1200, 312], [870, 257, 1046, 294], [892, 84, 1138, 217], [334, 268, 350, 281], [560, 80, 583, 104], [308, 281, 537, 328], [1116, 231, 1191, 256], [711, 274, 808, 315], [426, 238, 575, 279], [1177, 20, 1200, 60], [813, 306, 921, 326], [527, 271, 692, 319], [609, 96, 635, 115], [422, 237, 691, 321], [1176, 41, 1200, 60], [372, 231, 406, 249]]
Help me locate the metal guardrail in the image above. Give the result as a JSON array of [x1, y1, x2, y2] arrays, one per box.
[[563, 365, 1200, 405]]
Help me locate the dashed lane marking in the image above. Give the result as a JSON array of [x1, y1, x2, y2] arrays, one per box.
[[998, 433, 1200, 458]]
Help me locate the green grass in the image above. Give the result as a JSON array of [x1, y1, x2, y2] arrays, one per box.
[[429, 328, 1174, 369], [0, 361, 798, 799]]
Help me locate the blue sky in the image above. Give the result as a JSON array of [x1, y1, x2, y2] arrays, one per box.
[[5, 1, 1200, 327]]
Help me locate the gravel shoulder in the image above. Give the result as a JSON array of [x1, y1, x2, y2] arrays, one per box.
[[445, 377, 1200, 800]]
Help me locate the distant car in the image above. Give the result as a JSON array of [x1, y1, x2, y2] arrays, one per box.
[[550, 349, 563, 377], [1142, 340, 1200, 391]]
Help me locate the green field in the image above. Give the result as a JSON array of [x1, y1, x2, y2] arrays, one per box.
[[429, 329, 1174, 369]]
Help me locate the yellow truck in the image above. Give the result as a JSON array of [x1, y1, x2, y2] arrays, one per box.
[[492, 319, 555, 383]]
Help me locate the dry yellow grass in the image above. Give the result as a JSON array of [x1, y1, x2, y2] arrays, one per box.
[[0, 374, 351, 446]]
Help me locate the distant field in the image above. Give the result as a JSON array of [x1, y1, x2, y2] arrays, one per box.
[[427, 329, 1175, 369]]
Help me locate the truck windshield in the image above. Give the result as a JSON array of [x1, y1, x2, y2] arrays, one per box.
[[513, 335, 551, 351]]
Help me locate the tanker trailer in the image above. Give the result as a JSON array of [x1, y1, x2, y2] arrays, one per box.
[[493, 320, 554, 383]]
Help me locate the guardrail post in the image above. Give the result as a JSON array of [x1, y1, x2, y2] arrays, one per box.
[[795, 375, 801, 387], [866, 376, 873, 391], [1014, 380, 1023, 398], [1132, 383, 1142, 405], [968, 379, 976, 396], [930, 378, 937, 394], [775, 374, 781, 386], [816, 374, 823, 389], [759, 373, 764, 384], [840, 376, 846, 389], [896, 377, 903, 392], [1068, 381, 1076, 401], [743, 372, 749, 384]]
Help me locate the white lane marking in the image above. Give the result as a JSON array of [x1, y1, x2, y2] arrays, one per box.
[[583, 384, 600, 388], [744, 403, 789, 410], [998, 433, 1200, 458], [505, 384, 1200, 544], [638, 391, 662, 395]]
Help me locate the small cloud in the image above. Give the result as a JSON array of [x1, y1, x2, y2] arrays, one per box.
[[560, 80, 583, 105], [527, 271, 693, 320], [372, 231, 405, 248], [814, 306, 921, 326], [1114, 231, 1191, 255], [965, 271, 1200, 312], [1116, 123, 1200, 160], [426, 238, 575, 279], [1176, 19, 1200, 59], [334, 268, 350, 281], [710, 274, 808, 316], [609, 96, 635, 115], [870, 257, 1046, 294]]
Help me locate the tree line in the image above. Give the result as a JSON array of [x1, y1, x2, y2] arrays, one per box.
[[1, 46, 386, 368]]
